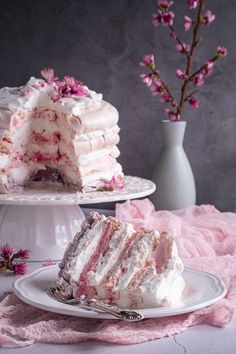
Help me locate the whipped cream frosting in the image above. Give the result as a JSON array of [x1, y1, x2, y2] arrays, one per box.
[[0, 77, 103, 129]]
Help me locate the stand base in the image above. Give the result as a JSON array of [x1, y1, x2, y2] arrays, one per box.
[[0, 205, 85, 261]]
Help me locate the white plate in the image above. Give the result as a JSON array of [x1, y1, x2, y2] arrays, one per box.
[[13, 266, 227, 319], [0, 176, 155, 205]]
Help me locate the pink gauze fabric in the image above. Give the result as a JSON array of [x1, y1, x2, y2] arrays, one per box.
[[1, 201, 236, 348]]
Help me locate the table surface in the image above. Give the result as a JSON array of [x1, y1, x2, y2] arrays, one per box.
[[1, 208, 236, 354]]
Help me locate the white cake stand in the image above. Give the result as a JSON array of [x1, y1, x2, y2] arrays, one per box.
[[0, 176, 155, 261]]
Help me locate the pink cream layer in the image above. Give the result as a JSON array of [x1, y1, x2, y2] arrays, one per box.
[[32, 132, 61, 145], [101, 229, 148, 302], [75, 218, 120, 298]]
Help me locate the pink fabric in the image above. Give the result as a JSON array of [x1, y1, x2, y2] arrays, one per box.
[[1, 201, 236, 348]]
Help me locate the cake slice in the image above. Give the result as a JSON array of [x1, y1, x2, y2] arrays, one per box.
[[58, 212, 185, 309]]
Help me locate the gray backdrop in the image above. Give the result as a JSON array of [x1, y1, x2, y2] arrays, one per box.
[[0, 0, 235, 211]]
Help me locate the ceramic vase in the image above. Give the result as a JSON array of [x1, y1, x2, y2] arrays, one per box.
[[150, 120, 196, 210]]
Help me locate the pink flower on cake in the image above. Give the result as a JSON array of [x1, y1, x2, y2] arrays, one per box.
[[22, 89, 29, 97], [140, 1, 227, 121], [101, 175, 126, 191], [41, 68, 59, 84]]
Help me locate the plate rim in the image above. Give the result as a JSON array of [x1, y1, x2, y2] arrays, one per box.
[[13, 265, 227, 319]]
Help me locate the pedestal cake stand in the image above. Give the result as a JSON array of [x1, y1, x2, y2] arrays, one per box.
[[0, 176, 155, 261]]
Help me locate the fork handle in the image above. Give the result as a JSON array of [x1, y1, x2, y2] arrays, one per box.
[[86, 298, 143, 322]]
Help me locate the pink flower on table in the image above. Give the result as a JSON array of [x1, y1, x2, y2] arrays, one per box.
[[140, 74, 153, 87], [162, 11, 175, 26], [41, 68, 59, 84], [188, 97, 200, 108], [193, 73, 204, 86], [17, 249, 30, 260], [140, 54, 155, 67], [203, 61, 214, 76], [188, 0, 198, 10], [176, 43, 190, 54], [184, 16, 193, 31], [201, 10, 215, 26], [0, 244, 14, 258], [13, 262, 28, 275], [176, 69, 187, 80], [217, 46, 228, 58]]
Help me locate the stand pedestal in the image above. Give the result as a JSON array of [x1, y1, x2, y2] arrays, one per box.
[[0, 204, 85, 261], [0, 176, 155, 261]]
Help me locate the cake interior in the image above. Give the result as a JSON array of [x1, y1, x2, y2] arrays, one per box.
[[8, 108, 81, 189]]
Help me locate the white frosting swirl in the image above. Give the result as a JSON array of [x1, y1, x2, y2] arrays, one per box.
[[0, 77, 103, 129]]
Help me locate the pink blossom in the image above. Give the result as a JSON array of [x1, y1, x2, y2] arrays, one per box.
[[162, 11, 175, 26], [140, 74, 153, 87], [202, 10, 215, 25], [217, 46, 227, 58], [41, 68, 59, 84], [164, 108, 180, 121], [22, 89, 29, 97], [152, 11, 163, 26], [188, 97, 200, 108], [188, 0, 198, 10], [176, 43, 190, 54], [176, 69, 187, 80], [17, 249, 30, 260], [184, 16, 193, 31], [42, 259, 56, 267], [158, 0, 173, 10], [194, 73, 204, 86], [160, 94, 172, 103], [140, 54, 155, 67], [0, 244, 14, 258], [13, 262, 28, 275], [150, 81, 164, 96], [203, 61, 214, 76], [103, 175, 126, 191]]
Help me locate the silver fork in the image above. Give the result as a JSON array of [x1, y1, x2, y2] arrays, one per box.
[[48, 285, 144, 322]]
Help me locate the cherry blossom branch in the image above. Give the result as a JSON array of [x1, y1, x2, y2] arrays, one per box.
[[140, 0, 227, 121], [177, 0, 205, 115]]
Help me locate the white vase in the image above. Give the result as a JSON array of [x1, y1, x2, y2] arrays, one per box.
[[150, 120, 196, 210]]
